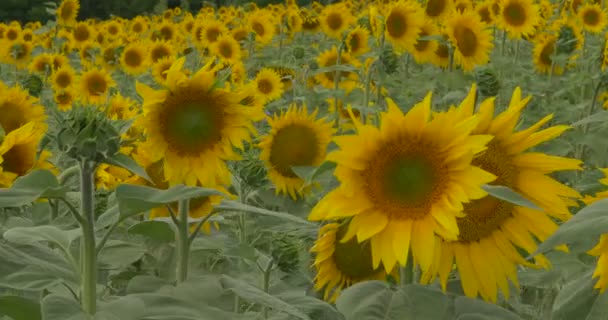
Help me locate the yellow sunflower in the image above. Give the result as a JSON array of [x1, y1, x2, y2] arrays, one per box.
[[57, 0, 79, 27], [384, 1, 424, 53], [315, 46, 361, 91], [130, 16, 149, 35], [578, 4, 607, 33], [497, 0, 540, 39], [345, 26, 370, 56], [476, 0, 496, 24], [319, 3, 355, 39], [72, 22, 92, 47], [311, 222, 396, 302], [105, 93, 138, 121], [308, 92, 496, 274], [234, 83, 265, 121], [424, 0, 454, 20], [445, 11, 494, 71], [0, 83, 46, 134], [120, 42, 149, 75], [152, 57, 173, 86], [1, 40, 32, 69], [96, 163, 133, 191], [149, 40, 174, 63], [136, 57, 257, 186], [28, 53, 53, 75], [79, 68, 116, 104], [198, 19, 227, 49], [210, 34, 242, 65], [248, 12, 276, 45], [253, 68, 284, 104], [421, 85, 582, 302], [0, 121, 48, 187], [154, 21, 178, 42], [430, 36, 451, 68], [51, 66, 76, 91], [532, 33, 563, 75], [411, 19, 439, 65], [54, 89, 76, 111], [259, 105, 335, 199]]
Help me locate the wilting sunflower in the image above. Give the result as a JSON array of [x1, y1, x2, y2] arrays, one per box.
[[311, 222, 396, 302], [411, 19, 439, 64], [248, 12, 276, 45], [0, 83, 46, 134], [149, 40, 174, 63], [421, 85, 581, 302], [210, 34, 242, 65], [54, 89, 76, 111], [424, 0, 453, 20], [319, 3, 354, 39], [253, 68, 284, 103], [51, 66, 76, 91], [578, 4, 607, 33], [445, 11, 494, 71], [497, 0, 540, 39], [120, 42, 149, 75], [259, 105, 335, 199], [79, 68, 116, 104], [315, 46, 361, 91], [0, 121, 48, 187], [384, 1, 424, 53], [57, 0, 79, 27], [308, 93, 496, 273], [136, 57, 257, 186], [345, 26, 370, 56]]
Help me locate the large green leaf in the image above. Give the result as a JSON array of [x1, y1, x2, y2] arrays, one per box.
[[220, 275, 310, 320], [98, 240, 146, 269], [0, 295, 41, 320], [128, 220, 175, 242], [114, 184, 224, 219], [481, 185, 542, 211], [453, 296, 522, 320], [586, 291, 608, 320], [41, 294, 87, 320], [95, 296, 146, 320], [552, 270, 598, 320], [0, 170, 66, 208], [3, 225, 80, 254], [535, 198, 608, 255], [105, 153, 152, 183], [215, 200, 314, 226]]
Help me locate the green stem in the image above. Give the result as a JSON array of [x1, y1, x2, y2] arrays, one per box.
[[59, 165, 80, 185], [79, 160, 97, 315], [262, 260, 275, 319], [175, 199, 190, 283], [575, 80, 603, 160], [501, 31, 507, 56], [333, 42, 344, 127], [400, 251, 414, 286]]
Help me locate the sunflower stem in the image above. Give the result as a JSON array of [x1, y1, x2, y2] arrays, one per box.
[[362, 59, 376, 125], [513, 40, 520, 64], [262, 260, 275, 319], [176, 199, 191, 283], [333, 40, 345, 127], [79, 160, 97, 315], [501, 31, 507, 56], [448, 44, 455, 72], [575, 80, 603, 161]]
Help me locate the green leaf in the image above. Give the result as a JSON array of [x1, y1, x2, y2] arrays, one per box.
[[105, 153, 152, 183], [292, 161, 337, 186], [0, 296, 41, 320], [3, 225, 80, 254], [535, 198, 608, 255], [98, 240, 146, 269], [115, 184, 224, 219], [128, 220, 175, 242], [0, 170, 66, 208], [573, 110, 608, 127], [552, 270, 598, 320], [453, 296, 522, 320], [219, 275, 310, 320], [215, 200, 314, 226], [482, 184, 542, 211], [126, 275, 170, 294], [41, 294, 87, 320], [96, 205, 119, 230], [96, 296, 146, 320], [586, 291, 608, 320]]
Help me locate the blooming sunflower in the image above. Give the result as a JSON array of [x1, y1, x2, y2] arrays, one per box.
[[0, 121, 48, 187], [210, 34, 242, 65], [28, 54, 53, 75], [384, 1, 424, 53], [445, 11, 494, 71], [411, 19, 439, 65], [57, 0, 79, 27], [198, 19, 227, 49], [1, 40, 32, 69], [253, 68, 284, 104], [497, 0, 540, 39], [430, 36, 451, 68], [319, 3, 354, 39], [311, 222, 396, 302], [0, 83, 46, 134], [120, 42, 149, 75], [421, 85, 582, 302], [578, 4, 607, 33], [149, 40, 174, 63], [79, 68, 116, 104], [532, 33, 563, 75], [315, 46, 361, 91], [51, 66, 76, 91], [259, 105, 335, 199], [476, 0, 496, 24], [72, 22, 92, 46], [248, 12, 275, 45], [55, 89, 76, 111], [308, 92, 496, 273], [105, 93, 138, 121], [345, 26, 370, 56], [136, 57, 256, 186]]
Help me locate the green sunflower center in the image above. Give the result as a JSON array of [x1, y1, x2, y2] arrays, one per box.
[[333, 223, 381, 279], [383, 158, 436, 204], [269, 124, 319, 178], [386, 10, 407, 38], [503, 3, 526, 27], [453, 25, 478, 57]]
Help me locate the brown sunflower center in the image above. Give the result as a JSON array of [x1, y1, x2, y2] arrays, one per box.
[[233, 29, 248, 41], [160, 87, 225, 156], [436, 42, 450, 58], [572, 0, 582, 12], [86, 74, 108, 97], [206, 28, 221, 43], [73, 25, 90, 42], [56, 91, 73, 105], [348, 33, 361, 52], [386, 10, 408, 38], [269, 124, 319, 178], [503, 2, 527, 26], [252, 22, 266, 37], [333, 223, 381, 279], [160, 25, 174, 40], [55, 72, 72, 88], [219, 41, 233, 58], [133, 22, 144, 33], [453, 25, 478, 57], [426, 0, 447, 17], [326, 12, 344, 31], [583, 9, 600, 26], [456, 140, 518, 242], [257, 78, 274, 95], [60, 2, 76, 20], [539, 39, 555, 66], [2, 143, 36, 176], [151, 46, 170, 62], [124, 49, 143, 68], [6, 29, 18, 41], [479, 7, 493, 24]]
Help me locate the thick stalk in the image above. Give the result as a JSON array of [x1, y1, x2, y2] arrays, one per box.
[[262, 261, 274, 319], [176, 199, 190, 283], [79, 160, 97, 315]]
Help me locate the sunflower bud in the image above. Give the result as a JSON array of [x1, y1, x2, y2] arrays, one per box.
[[57, 106, 121, 163], [556, 25, 577, 56], [271, 233, 301, 274], [475, 68, 500, 97], [380, 46, 399, 75], [292, 46, 306, 59], [23, 74, 43, 97]]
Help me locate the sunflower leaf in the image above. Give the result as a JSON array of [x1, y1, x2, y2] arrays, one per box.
[[215, 200, 314, 226], [0, 295, 41, 320], [481, 184, 542, 211], [0, 169, 66, 208], [105, 152, 153, 183]]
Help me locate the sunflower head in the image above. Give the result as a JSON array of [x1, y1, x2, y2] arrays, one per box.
[[55, 89, 76, 111], [345, 26, 370, 56], [446, 10, 494, 71], [384, 0, 425, 52], [578, 4, 607, 33], [57, 0, 79, 26], [0, 122, 48, 186], [320, 3, 354, 39], [0, 83, 46, 134], [315, 46, 361, 91], [498, 0, 540, 39], [210, 34, 242, 64], [120, 42, 149, 75], [254, 68, 284, 103], [79, 68, 116, 104]]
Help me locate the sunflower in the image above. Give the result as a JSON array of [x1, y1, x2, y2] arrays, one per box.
[[0, 84, 46, 134], [105, 20, 122, 39], [301, 9, 321, 32], [248, 12, 276, 45], [95, 163, 133, 191], [54, 89, 76, 111], [578, 4, 607, 33], [149, 40, 174, 63], [72, 22, 92, 46], [411, 19, 439, 64], [28, 54, 53, 75], [1, 40, 32, 69], [315, 46, 361, 91], [532, 33, 563, 74], [420, 85, 582, 302], [120, 42, 149, 75], [497, 0, 540, 39], [57, 0, 79, 27], [136, 57, 257, 186], [259, 105, 335, 199], [0, 121, 48, 187], [210, 34, 242, 65], [269, 66, 296, 91], [476, 0, 495, 24], [445, 10, 494, 71], [79, 41, 98, 68], [424, 0, 454, 20], [51, 66, 76, 91], [384, 1, 424, 53], [308, 92, 496, 273], [105, 93, 138, 121], [79, 68, 116, 104], [100, 44, 120, 70], [454, 0, 473, 13], [154, 21, 177, 42], [231, 25, 249, 42], [589, 235, 608, 293], [319, 3, 354, 39], [234, 83, 265, 121], [198, 20, 227, 49], [131, 16, 149, 35], [311, 222, 396, 302], [430, 36, 451, 68], [253, 68, 284, 104], [345, 26, 370, 56]]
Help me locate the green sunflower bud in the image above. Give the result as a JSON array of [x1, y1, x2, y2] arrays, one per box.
[[556, 25, 577, 56], [271, 233, 301, 274], [380, 46, 399, 75], [475, 68, 500, 97], [235, 146, 267, 189], [292, 46, 306, 59], [57, 106, 121, 163], [23, 74, 43, 97]]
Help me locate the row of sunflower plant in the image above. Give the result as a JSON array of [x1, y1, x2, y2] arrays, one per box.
[[1, 0, 608, 319]]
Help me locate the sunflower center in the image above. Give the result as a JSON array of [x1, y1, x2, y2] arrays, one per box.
[[348, 34, 360, 51], [269, 124, 319, 178], [426, 0, 447, 17], [151, 46, 170, 62], [479, 7, 493, 24], [332, 223, 380, 279], [160, 89, 224, 156], [206, 28, 221, 43], [124, 49, 143, 68], [503, 3, 526, 26], [133, 22, 143, 33], [326, 12, 343, 30], [219, 42, 233, 58], [453, 25, 478, 57], [6, 30, 18, 41], [583, 9, 600, 26], [86, 74, 107, 96], [252, 22, 266, 37], [73, 25, 90, 42], [0, 101, 27, 133], [414, 30, 430, 51], [456, 140, 517, 242], [55, 72, 72, 88], [2, 143, 36, 176], [160, 26, 174, 40], [436, 43, 449, 58], [60, 3, 75, 20], [386, 11, 407, 38], [56, 91, 73, 105], [540, 39, 555, 66]]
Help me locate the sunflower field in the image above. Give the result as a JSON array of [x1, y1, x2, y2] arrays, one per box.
[[3, 0, 608, 319]]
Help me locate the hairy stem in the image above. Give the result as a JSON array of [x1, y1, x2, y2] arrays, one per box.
[[175, 199, 190, 283], [79, 160, 97, 315]]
